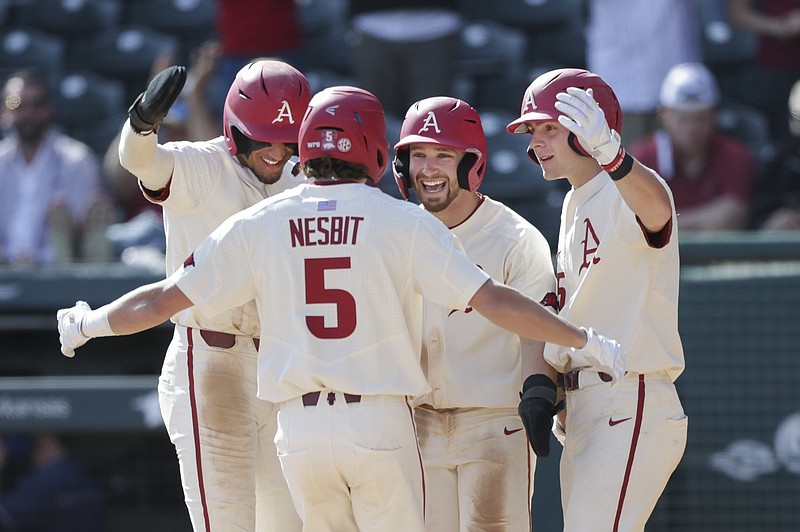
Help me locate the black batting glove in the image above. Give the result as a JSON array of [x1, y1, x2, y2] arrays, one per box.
[[518, 374, 560, 457], [128, 65, 187, 134]]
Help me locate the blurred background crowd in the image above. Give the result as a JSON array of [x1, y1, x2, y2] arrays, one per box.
[[0, 0, 798, 268], [1, 1, 799, 530]]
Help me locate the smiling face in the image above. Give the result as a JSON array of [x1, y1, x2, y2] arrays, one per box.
[[236, 142, 295, 184], [525, 120, 596, 186], [408, 144, 465, 213]]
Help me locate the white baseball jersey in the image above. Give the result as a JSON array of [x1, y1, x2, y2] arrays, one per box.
[[550, 171, 687, 531], [544, 171, 684, 380], [144, 136, 306, 335], [420, 195, 556, 408], [175, 182, 491, 403]]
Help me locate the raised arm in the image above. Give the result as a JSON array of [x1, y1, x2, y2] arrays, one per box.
[[555, 87, 673, 232], [119, 66, 187, 191]]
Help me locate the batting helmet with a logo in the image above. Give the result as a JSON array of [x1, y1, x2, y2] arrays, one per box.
[[223, 60, 311, 156], [393, 97, 487, 200]]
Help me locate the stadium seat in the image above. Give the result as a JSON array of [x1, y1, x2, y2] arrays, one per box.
[[525, 21, 587, 70], [303, 30, 356, 76], [297, 0, 349, 38], [0, 27, 65, 87], [66, 26, 179, 95], [457, 0, 585, 29], [15, 0, 122, 38], [478, 108, 550, 200], [124, 0, 216, 61], [716, 101, 777, 177], [693, 0, 755, 67], [716, 102, 770, 151], [68, 112, 127, 156], [53, 71, 126, 131], [458, 21, 527, 78], [305, 69, 356, 94]]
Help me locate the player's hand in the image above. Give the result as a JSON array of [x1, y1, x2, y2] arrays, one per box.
[[518, 374, 563, 457], [128, 65, 187, 134], [57, 301, 92, 357], [552, 415, 567, 446], [554, 87, 621, 166], [570, 327, 627, 384]]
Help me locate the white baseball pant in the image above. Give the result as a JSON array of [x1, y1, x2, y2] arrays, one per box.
[[158, 326, 301, 531], [560, 371, 687, 532], [414, 405, 534, 531], [275, 392, 425, 532]]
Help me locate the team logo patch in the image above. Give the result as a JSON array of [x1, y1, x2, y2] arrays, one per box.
[[522, 90, 536, 113], [418, 111, 441, 134], [272, 100, 295, 124], [183, 253, 195, 268], [337, 138, 351, 152]]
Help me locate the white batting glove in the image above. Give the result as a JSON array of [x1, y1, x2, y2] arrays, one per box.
[[569, 327, 627, 384], [57, 301, 92, 357], [554, 87, 622, 166], [552, 416, 566, 447]]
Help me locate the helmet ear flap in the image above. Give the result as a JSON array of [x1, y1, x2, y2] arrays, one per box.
[[567, 132, 590, 157], [393, 149, 412, 200], [457, 153, 478, 191], [526, 147, 540, 165]]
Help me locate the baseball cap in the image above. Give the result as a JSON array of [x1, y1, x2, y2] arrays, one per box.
[[659, 63, 720, 111]]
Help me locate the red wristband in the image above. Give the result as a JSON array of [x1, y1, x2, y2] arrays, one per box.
[[602, 147, 634, 181]]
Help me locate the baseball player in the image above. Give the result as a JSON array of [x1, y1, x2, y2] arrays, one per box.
[[58, 86, 626, 532], [393, 96, 559, 531], [118, 59, 310, 531], [507, 68, 688, 531]]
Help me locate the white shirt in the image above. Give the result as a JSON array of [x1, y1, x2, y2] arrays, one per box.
[[145, 136, 306, 335], [175, 182, 491, 403], [0, 130, 103, 263], [420, 196, 556, 408], [544, 172, 685, 381], [586, 0, 700, 112]]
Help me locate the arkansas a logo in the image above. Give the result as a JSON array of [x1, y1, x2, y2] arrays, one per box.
[[271, 100, 296, 124], [522, 90, 536, 114], [418, 111, 442, 134], [183, 253, 195, 268], [579, 218, 601, 274]]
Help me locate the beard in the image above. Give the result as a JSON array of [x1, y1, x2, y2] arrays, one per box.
[[413, 178, 460, 213]]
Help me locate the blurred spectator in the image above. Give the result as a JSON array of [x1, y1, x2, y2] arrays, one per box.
[[103, 43, 222, 266], [350, 0, 461, 117], [729, 0, 800, 143], [0, 433, 107, 532], [0, 70, 113, 265], [752, 77, 800, 230], [631, 63, 755, 231], [586, 0, 701, 145], [209, 0, 303, 119]]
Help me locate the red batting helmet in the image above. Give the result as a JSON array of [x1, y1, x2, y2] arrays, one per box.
[[299, 86, 389, 183], [223, 60, 311, 156], [393, 97, 487, 200], [506, 68, 622, 162]]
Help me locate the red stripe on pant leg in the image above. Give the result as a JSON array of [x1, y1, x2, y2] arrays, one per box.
[[187, 327, 211, 532], [405, 398, 426, 520], [613, 374, 646, 532]]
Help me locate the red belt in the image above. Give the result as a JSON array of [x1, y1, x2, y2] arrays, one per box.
[[562, 370, 612, 391], [198, 329, 260, 351], [302, 391, 361, 406]]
